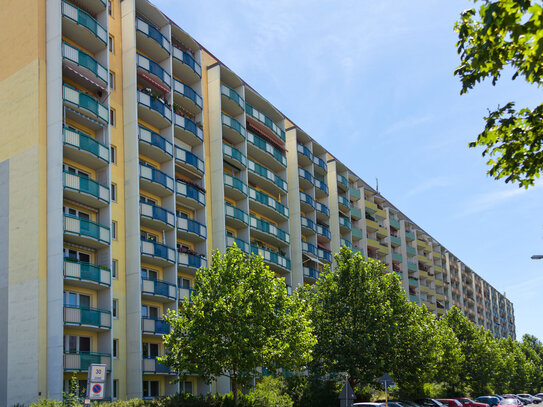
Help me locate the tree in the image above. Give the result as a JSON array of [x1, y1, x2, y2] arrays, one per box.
[[309, 247, 429, 390], [160, 245, 315, 406], [455, 0, 543, 188]]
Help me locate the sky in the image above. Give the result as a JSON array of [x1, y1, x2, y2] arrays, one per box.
[[152, 0, 543, 340]]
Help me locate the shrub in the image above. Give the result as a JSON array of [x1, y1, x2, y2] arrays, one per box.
[[248, 377, 292, 407]]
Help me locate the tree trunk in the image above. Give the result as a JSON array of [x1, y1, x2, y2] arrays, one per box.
[[233, 379, 238, 406]]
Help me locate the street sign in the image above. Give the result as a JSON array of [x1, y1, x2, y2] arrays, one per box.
[[88, 363, 107, 400], [84, 399, 91, 406], [89, 364, 107, 381], [89, 382, 104, 400], [339, 380, 357, 407], [378, 373, 395, 387]]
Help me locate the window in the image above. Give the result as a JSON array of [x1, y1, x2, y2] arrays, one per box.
[[141, 268, 158, 281], [111, 183, 117, 202], [109, 71, 115, 90], [113, 379, 118, 400], [142, 342, 159, 358], [64, 291, 91, 308], [63, 164, 89, 178], [110, 108, 116, 126], [141, 305, 159, 319], [111, 145, 117, 164], [181, 381, 193, 394], [140, 195, 157, 205], [143, 380, 159, 398], [64, 335, 91, 353], [112, 299, 118, 318], [112, 220, 117, 240], [112, 259, 118, 279], [178, 277, 191, 289], [63, 248, 90, 263], [109, 35, 114, 53], [108, 0, 113, 16], [113, 339, 118, 358], [140, 230, 157, 242]]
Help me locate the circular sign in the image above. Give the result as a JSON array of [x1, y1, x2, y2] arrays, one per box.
[[92, 384, 102, 394]]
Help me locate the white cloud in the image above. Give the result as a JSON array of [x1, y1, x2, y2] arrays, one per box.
[[403, 177, 453, 199]]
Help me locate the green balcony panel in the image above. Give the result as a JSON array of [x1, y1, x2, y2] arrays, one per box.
[[249, 187, 288, 218], [221, 83, 244, 110], [225, 203, 249, 225], [300, 216, 316, 231], [337, 174, 348, 188], [251, 245, 290, 271], [63, 84, 108, 123], [390, 235, 402, 246], [64, 352, 111, 372], [390, 218, 401, 229], [391, 253, 403, 263], [63, 126, 109, 164], [62, 41, 108, 83], [224, 173, 248, 195], [351, 207, 362, 219], [250, 216, 289, 243], [406, 246, 417, 256], [247, 132, 287, 167], [349, 186, 361, 199], [338, 195, 349, 208], [226, 235, 249, 253], [352, 227, 364, 240], [63, 171, 109, 204], [62, 1, 107, 46], [223, 143, 247, 167], [64, 305, 111, 329], [222, 113, 247, 139], [246, 104, 285, 141], [248, 160, 287, 192], [64, 258, 111, 286], [64, 215, 110, 245]]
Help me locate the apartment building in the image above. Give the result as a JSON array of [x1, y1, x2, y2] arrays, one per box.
[[0, 0, 515, 405]]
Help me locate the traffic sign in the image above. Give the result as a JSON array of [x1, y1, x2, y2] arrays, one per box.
[[339, 380, 357, 407], [89, 364, 107, 382], [89, 382, 104, 400], [378, 373, 395, 387]]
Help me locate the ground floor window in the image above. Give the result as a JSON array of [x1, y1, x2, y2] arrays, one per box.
[[63, 379, 87, 398], [181, 380, 193, 394], [143, 380, 159, 398]]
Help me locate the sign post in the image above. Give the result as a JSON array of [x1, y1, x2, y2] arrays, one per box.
[[339, 379, 357, 407], [87, 364, 107, 401], [378, 373, 395, 407]]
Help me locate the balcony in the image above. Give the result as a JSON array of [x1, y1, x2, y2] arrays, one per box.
[[245, 104, 285, 142], [338, 195, 350, 213], [303, 266, 319, 280], [179, 287, 197, 302], [314, 201, 329, 220], [298, 167, 313, 190], [64, 258, 110, 288], [406, 246, 417, 256], [225, 203, 249, 228], [140, 202, 175, 230], [63, 171, 109, 208], [222, 113, 246, 144], [226, 235, 249, 253], [137, 53, 171, 89], [409, 295, 420, 303], [221, 84, 244, 116], [390, 218, 401, 229], [139, 163, 174, 197], [313, 156, 327, 173], [351, 207, 362, 220], [408, 278, 419, 287], [301, 240, 317, 256], [177, 217, 206, 242], [352, 227, 364, 240], [405, 231, 415, 240], [62, 41, 108, 89], [300, 216, 316, 235], [349, 186, 361, 200], [250, 245, 290, 273], [142, 277, 177, 302], [317, 247, 332, 263], [174, 113, 203, 146], [390, 235, 401, 247], [316, 224, 331, 241], [248, 187, 288, 222], [138, 126, 173, 164], [366, 218, 378, 232], [248, 160, 287, 196], [366, 238, 388, 255], [339, 216, 351, 233], [63, 84, 108, 126], [365, 200, 378, 212], [136, 17, 170, 61], [138, 90, 171, 129], [142, 357, 175, 375], [176, 180, 205, 209], [391, 253, 403, 263], [299, 192, 314, 212], [223, 143, 247, 169], [64, 351, 111, 373], [64, 305, 111, 331], [250, 216, 289, 246], [297, 144, 313, 167], [175, 146, 204, 176], [62, 1, 106, 53], [224, 173, 248, 200], [63, 126, 109, 169], [314, 177, 328, 196], [178, 252, 206, 274], [142, 317, 170, 336], [337, 174, 348, 192], [64, 215, 110, 249], [340, 238, 352, 248], [172, 46, 202, 83], [173, 79, 202, 115], [141, 239, 176, 267], [247, 132, 287, 169]]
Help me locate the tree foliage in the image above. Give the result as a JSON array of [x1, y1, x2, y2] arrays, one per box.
[[161, 245, 315, 406], [455, 0, 543, 188]]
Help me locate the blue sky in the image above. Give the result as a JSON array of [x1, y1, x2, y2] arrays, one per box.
[[153, 0, 543, 340]]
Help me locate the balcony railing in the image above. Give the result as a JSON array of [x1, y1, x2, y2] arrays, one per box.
[[63, 84, 108, 123], [406, 246, 417, 256], [245, 104, 285, 141], [64, 305, 111, 329], [64, 258, 110, 286], [173, 79, 203, 109], [175, 146, 204, 173], [176, 180, 205, 206], [250, 216, 289, 244], [298, 167, 313, 184], [316, 224, 331, 240], [62, 41, 108, 83], [390, 235, 402, 246], [248, 160, 287, 192], [141, 239, 176, 264], [248, 187, 288, 218], [177, 217, 206, 239], [172, 46, 202, 77], [223, 143, 247, 167], [225, 203, 249, 225], [314, 177, 328, 194], [297, 144, 312, 160], [142, 357, 174, 374], [178, 252, 206, 269], [179, 287, 197, 302], [140, 202, 175, 228], [137, 53, 171, 86], [63, 126, 109, 164], [136, 17, 170, 53], [250, 245, 290, 271], [303, 266, 319, 279], [314, 201, 329, 217], [247, 132, 286, 167], [349, 186, 361, 199], [138, 125, 173, 157], [300, 216, 316, 232], [141, 277, 177, 300], [64, 215, 110, 245], [138, 90, 172, 122], [352, 227, 364, 240], [62, 1, 107, 45], [63, 171, 109, 205], [317, 247, 332, 262], [338, 195, 350, 208], [313, 156, 327, 172], [224, 173, 248, 196], [390, 218, 401, 229], [221, 83, 244, 110], [339, 216, 351, 229], [141, 317, 170, 335], [337, 174, 348, 189], [299, 192, 314, 208], [174, 113, 204, 142], [222, 113, 247, 139], [391, 253, 403, 263], [64, 351, 111, 372], [139, 163, 174, 193], [340, 238, 352, 248], [301, 240, 317, 255], [226, 235, 249, 253]]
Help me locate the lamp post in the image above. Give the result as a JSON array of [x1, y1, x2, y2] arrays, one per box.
[[531, 255, 543, 260]]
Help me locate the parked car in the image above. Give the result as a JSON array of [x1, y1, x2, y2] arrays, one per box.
[[476, 396, 500, 407], [354, 403, 404, 407], [498, 399, 523, 407], [438, 399, 463, 407], [503, 396, 528, 406], [536, 395, 543, 399], [399, 400, 423, 407], [518, 394, 542, 404], [415, 399, 447, 407], [456, 398, 491, 407]]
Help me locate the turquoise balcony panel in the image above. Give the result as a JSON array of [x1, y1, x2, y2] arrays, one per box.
[[221, 83, 244, 111], [352, 227, 364, 240], [174, 113, 204, 145], [173, 78, 203, 114], [63, 126, 109, 167], [390, 235, 402, 246], [248, 160, 287, 192], [177, 217, 207, 240], [62, 41, 108, 84], [141, 277, 177, 301], [303, 266, 319, 280], [340, 239, 352, 249], [337, 174, 348, 189], [391, 253, 403, 263], [300, 216, 316, 232], [138, 125, 173, 161], [301, 240, 317, 255], [172, 46, 202, 78], [140, 202, 175, 229], [224, 203, 249, 225], [224, 173, 248, 197], [141, 239, 176, 265], [390, 218, 401, 229], [222, 113, 247, 142], [64, 258, 110, 286], [313, 155, 327, 172], [349, 186, 361, 200], [64, 215, 110, 248], [314, 177, 328, 194], [63, 171, 109, 207], [250, 216, 289, 244], [63, 84, 108, 123], [246, 104, 285, 141], [318, 247, 332, 263], [315, 201, 329, 217], [178, 252, 207, 271], [138, 90, 172, 125], [226, 235, 249, 253], [248, 187, 288, 219], [250, 245, 290, 271], [316, 224, 331, 240], [64, 351, 111, 372], [64, 305, 111, 330], [223, 143, 247, 168], [247, 132, 287, 167], [136, 17, 170, 54], [139, 163, 174, 196], [175, 146, 205, 174], [62, 1, 107, 52], [137, 53, 171, 86]]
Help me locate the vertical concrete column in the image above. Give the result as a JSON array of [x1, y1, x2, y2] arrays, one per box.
[[327, 160, 341, 261]]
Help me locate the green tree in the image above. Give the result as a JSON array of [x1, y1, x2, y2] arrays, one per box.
[[248, 376, 293, 407], [160, 245, 315, 406], [520, 334, 543, 393], [455, 0, 543, 188]]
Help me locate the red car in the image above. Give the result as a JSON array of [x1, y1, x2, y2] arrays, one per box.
[[456, 398, 490, 407], [498, 399, 523, 407], [439, 400, 463, 407]]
